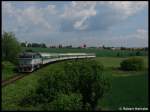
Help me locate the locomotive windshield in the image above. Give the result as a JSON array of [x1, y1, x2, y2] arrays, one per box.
[[18, 52, 41, 58], [19, 59, 32, 65], [19, 55, 33, 58]]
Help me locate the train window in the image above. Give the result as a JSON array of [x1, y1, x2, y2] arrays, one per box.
[[19, 59, 32, 65], [32, 54, 41, 59]]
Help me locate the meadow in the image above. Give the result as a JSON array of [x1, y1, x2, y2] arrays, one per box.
[[23, 47, 148, 57], [2, 56, 148, 111], [96, 57, 148, 110], [3, 47, 147, 81]]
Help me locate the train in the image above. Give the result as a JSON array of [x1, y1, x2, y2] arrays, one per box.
[[17, 52, 96, 72]]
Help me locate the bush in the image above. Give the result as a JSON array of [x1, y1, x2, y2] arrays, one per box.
[[2, 31, 22, 64], [120, 57, 144, 71], [19, 59, 110, 111], [42, 93, 83, 111]]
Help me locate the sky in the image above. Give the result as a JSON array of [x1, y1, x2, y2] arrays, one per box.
[[2, 1, 148, 47]]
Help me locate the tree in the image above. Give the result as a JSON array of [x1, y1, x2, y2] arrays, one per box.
[[58, 44, 62, 48], [31, 43, 39, 47], [19, 60, 110, 111], [120, 47, 126, 50], [21, 42, 26, 47], [2, 31, 22, 64], [42, 93, 83, 111], [64, 60, 110, 110], [117, 52, 120, 57], [41, 43, 47, 48], [102, 45, 105, 49], [76, 60, 109, 110]]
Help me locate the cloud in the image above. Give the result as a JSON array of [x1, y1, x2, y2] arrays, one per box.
[[60, 1, 147, 31], [2, 1, 148, 47], [132, 29, 148, 39], [105, 28, 148, 47], [60, 1, 97, 31], [61, 1, 97, 18], [2, 2, 15, 16], [2, 2, 58, 33], [3, 1, 147, 33], [100, 1, 147, 18], [125, 29, 148, 47]]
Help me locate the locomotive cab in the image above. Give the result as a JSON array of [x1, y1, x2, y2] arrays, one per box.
[[17, 52, 42, 72]]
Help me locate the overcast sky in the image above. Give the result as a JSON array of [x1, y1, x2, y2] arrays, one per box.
[[2, 1, 148, 47]]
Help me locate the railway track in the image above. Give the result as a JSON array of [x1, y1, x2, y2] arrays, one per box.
[[1, 58, 93, 87], [1, 62, 58, 87], [1, 64, 48, 87], [2, 73, 30, 87]]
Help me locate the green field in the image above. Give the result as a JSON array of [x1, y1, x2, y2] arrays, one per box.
[[2, 47, 148, 81], [2, 47, 147, 81], [23, 47, 148, 57], [99, 73, 148, 110], [2, 56, 148, 111], [2, 61, 16, 81], [96, 56, 148, 110]]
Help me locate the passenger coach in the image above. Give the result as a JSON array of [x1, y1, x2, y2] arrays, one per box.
[[17, 52, 96, 72]]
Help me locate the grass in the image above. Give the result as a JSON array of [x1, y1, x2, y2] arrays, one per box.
[[2, 56, 148, 111], [99, 73, 148, 110], [95, 56, 148, 69], [2, 61, 16, 80], [2, 62, 66, 111], [96, 56, 148, 110], [23, 47, 148, 57]]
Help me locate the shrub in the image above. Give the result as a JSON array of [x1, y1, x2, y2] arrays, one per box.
[[42, 93, 83, 111], [19, 59, 110, 111], [120, 57, 144, 71]]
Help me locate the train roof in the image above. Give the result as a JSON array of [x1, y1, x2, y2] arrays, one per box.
[[38, 52, 59, 57], [18, 52, 95, 58], [38, 52, 95, 57], [58, 53, 87, 56]]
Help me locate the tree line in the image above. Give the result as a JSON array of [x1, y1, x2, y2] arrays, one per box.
[[2, 31, 46, 64], [21, 42, 47, 48]]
